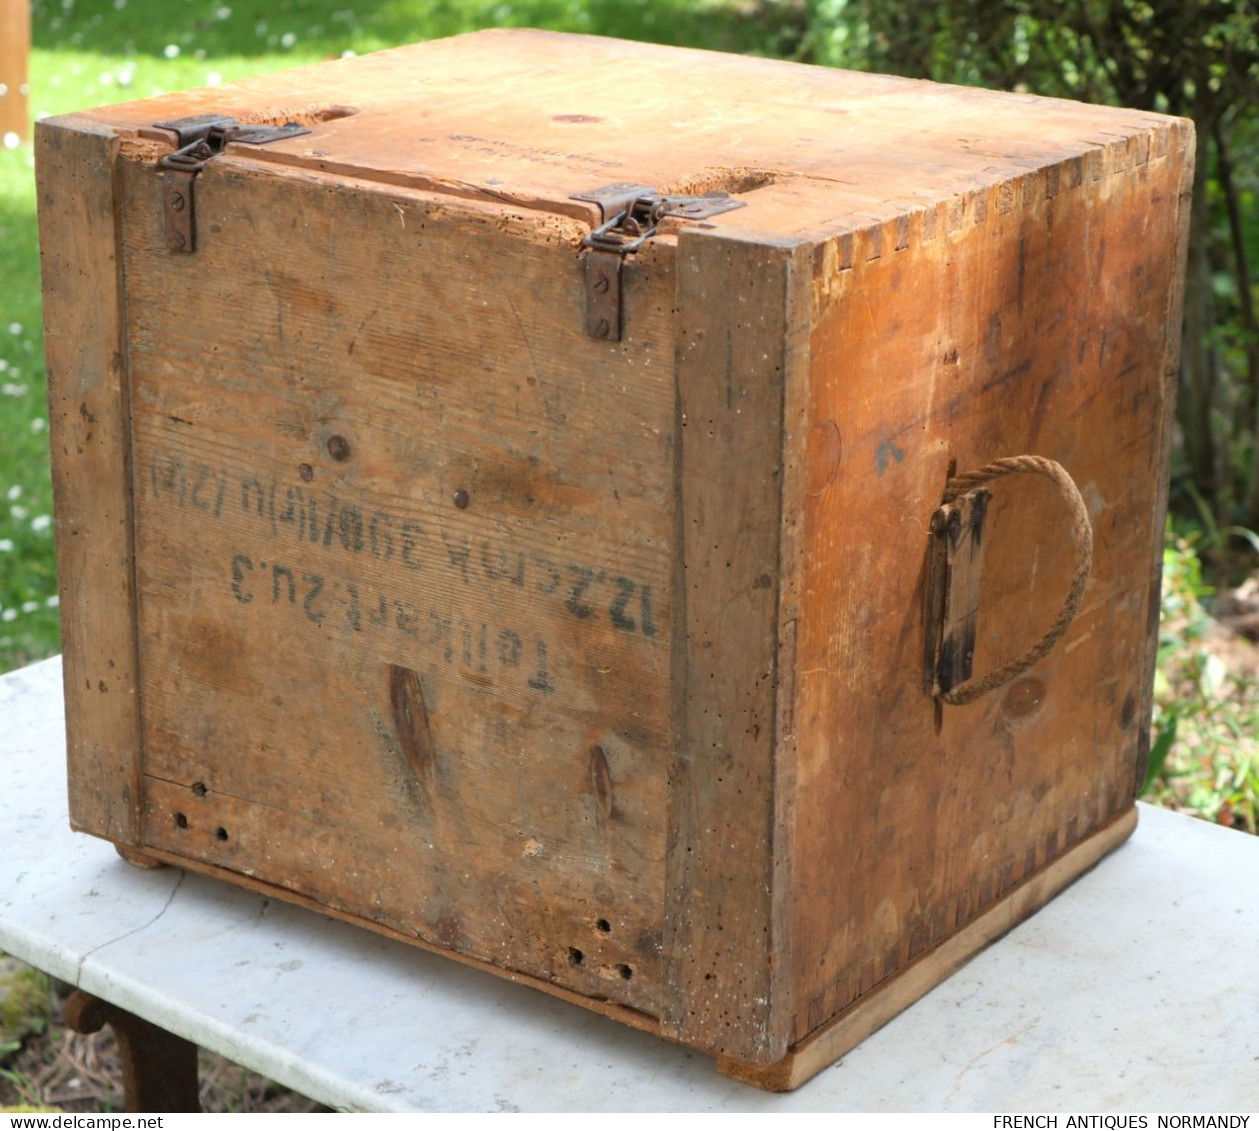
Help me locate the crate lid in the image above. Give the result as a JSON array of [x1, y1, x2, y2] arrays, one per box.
[[61, 28, 1174, 238]]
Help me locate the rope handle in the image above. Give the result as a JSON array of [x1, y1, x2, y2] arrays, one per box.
[[937, 455, 1093, 706]]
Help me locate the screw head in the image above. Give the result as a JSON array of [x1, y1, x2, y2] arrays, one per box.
[[594, 318, 611, 338], [593, 274, 610, 294], [326, 434, 351, 462], [169, 191, 185, 212], [170, 231, 187, 250], [452, 489, 470, 510]]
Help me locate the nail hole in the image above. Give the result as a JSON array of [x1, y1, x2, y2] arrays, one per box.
[[326, 434, 351, 462], [617, 964, 633, 980], [595, 918, 611, 934], [215, 826, 229, 842], [567, 947, 584, 966], [174, 812, 188, 829], [298, 463, 313, 482], [191, 781, 207, 796], [452, 489, 469, 510]]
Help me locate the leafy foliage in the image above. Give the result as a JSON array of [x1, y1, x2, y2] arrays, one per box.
[[1147, 528, 1259, 831]]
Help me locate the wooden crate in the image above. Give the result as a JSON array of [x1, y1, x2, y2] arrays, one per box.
[[37, 30, 1192, 1090]]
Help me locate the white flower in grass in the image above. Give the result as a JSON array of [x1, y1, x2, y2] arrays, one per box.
[[31, 514, 51, 532], [1, 384, 27, 396], [30, 418, 46, 433], [1, 609, 16, 622], [6, 323, 21, 334], [21, 601, 37, 614], [0, 539, 13, 551], [163, 44, 180, 58], [10, 504, 27, 520], [5, 486, 20, 501], [46, 595, 60, 608]]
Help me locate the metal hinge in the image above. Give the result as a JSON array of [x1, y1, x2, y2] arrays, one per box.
[[570, 182, 746, 340], [154, 114, 311, 253]]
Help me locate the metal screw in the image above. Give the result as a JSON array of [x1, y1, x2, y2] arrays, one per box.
[[327, 434, 351, 462], [594, 318, 611, 338], [593, 274, 610, 294], [171, 231, 186, 250], [452, 489, 469, 510], [169, 192, 185, 212]]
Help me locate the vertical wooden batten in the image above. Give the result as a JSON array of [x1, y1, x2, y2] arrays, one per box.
[[665, 230, 810, 1065], [1131, 120, 1196, 796], [36, 117, 144, 845], [0, 0, 29, 142]]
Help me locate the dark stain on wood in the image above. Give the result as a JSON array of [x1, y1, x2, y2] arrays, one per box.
[[590, 743, 614, 821], [389, 663, 435, 787]]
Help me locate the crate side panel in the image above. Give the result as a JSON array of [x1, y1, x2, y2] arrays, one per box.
[[662, 232, 806, 1065], [788, 123, 1193, 1039], [117, 155, 675, 1014], [36, 116, 143, 843]]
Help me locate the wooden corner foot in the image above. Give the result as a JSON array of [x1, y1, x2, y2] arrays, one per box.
[[716, 1053, 797, 1092], [115, 843, 166, 869], [63, 990, 202, 1112], [716, 808, 1138, 1092]]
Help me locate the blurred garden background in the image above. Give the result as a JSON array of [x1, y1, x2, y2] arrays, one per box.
[[1, 0, 1257, 826], [0, 0, 1256, 1112]]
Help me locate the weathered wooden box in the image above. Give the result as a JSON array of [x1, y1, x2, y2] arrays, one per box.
[[38, 30, 1192, 1089]]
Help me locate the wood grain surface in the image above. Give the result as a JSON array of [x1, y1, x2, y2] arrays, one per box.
[[37, 117, 144, 845], [119, 155, 676, 1015], [40, 30, 1194, 1086], [786, 122, 1193, 1043], [662, 230, 811, 1064]]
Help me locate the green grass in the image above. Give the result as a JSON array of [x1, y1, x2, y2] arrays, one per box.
[[0, 0, 785, 671], [0, 149, 54, 669]]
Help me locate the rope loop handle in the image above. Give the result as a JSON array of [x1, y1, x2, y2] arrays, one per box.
[[938, 455, 1093, 706]]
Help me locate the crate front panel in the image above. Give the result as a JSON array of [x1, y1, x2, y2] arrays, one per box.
[[788, 126, 1190, 1040], [116, 153, 676, 1013]]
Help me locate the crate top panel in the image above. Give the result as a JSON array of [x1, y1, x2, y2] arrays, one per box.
[[56, 28, 1179, 240]]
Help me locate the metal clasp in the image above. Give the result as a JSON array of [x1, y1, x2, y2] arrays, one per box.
[[154, 116, 311, 253], [571, 182, 747, 340]]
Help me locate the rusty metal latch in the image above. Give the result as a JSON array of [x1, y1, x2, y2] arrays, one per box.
[[154, 115, 310, 253], [570, 182, 746, 340]]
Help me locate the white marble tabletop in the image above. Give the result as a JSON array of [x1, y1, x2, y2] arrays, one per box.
[[1, 656, 1256, 1112]]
